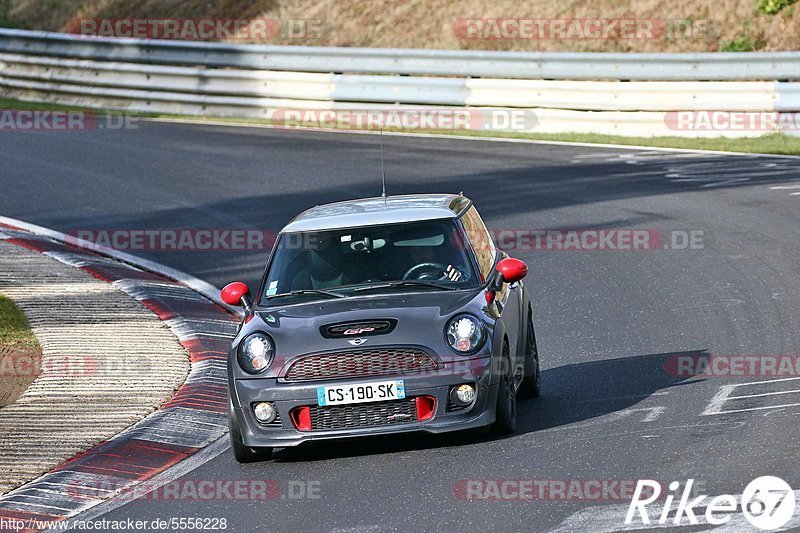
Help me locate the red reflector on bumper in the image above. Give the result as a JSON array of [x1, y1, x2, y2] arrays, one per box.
[[415, 396, 436, 421], [290, 406, 312, 431]]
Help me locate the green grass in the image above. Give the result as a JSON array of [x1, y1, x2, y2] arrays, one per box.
[[757, 0, 797, 14], [720, 33, 765, 51], [2, 97, 800, 156], [0, 294, 38, 348], [720, 21, 765, 51]]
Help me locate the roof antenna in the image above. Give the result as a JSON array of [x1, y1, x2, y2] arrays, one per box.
[[379, 128, 387, 201]]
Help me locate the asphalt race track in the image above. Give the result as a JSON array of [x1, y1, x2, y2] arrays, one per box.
[[2, 122, 800, 531]]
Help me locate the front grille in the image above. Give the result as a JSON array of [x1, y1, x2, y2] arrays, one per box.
[[284, 347, 437, 382], [309, 399, 418, 430]]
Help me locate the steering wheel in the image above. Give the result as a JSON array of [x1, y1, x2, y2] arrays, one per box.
[[403, 262, 449, 281]]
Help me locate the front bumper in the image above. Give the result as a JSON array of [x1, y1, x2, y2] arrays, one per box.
[[230, 356, 498, 448]]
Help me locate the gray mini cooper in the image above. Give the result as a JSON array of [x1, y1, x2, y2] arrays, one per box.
[[222, 194, 540, 462]]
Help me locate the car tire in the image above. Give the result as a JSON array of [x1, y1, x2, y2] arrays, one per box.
[[518, 310, 541, 399], [492, 342, 517, 435], [229, 408, 272, 463]]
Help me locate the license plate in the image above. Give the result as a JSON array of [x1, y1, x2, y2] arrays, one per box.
[[317, 380, 405, 406]]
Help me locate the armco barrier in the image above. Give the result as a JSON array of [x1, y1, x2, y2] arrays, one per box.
[[1, 28, 799, 80], [1, 28, 799, 138]]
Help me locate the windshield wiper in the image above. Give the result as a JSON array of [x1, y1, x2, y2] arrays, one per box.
[[268, 289, 346, 299], [353, 280, 457, 293]]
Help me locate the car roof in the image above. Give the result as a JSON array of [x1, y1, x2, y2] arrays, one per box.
[[281, 194, 472, 233]]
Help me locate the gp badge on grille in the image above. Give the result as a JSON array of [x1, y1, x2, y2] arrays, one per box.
[[321, 319, 397, 339]]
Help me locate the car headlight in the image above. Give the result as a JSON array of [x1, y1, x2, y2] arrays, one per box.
[[238, 333, 274, 374], [445, 314, 484, 354]]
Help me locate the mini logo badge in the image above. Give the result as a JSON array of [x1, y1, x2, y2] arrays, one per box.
[[348, 338, 368, 346]]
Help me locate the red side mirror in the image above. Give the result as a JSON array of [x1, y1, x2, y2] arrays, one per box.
[[221, 282, 251, 306], [496, 258, 528, 284]]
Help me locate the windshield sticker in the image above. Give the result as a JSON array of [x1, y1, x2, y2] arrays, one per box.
[[266, 280, 278, 296]]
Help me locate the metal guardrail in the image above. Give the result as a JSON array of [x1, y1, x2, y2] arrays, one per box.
[[1, 28, 799, 81], [1, 28, 799, 138], [2, 53, 793, 112]]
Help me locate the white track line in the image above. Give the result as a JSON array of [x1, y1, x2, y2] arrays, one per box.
[[702, 378, 800, 416], [706, 402, 800, 415], [701, 385, 737, 416], [728, 388, 800, 400], [145, 117, 800, 160], [731, 376, 800, 386]]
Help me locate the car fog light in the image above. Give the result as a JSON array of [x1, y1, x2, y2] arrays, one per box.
[[253, 402, 277, 423], [451, 384, 476, 406]]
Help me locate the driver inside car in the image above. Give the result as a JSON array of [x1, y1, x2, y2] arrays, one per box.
[[391, 225, 468, 283], [291, 234, 354, 290]]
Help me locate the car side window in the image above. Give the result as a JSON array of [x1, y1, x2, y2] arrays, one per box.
[[461, 206, 496, 281]]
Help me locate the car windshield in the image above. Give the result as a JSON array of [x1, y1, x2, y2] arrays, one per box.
[[261, 219, 479, 303]]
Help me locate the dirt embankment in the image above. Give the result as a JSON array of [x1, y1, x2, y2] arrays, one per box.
[[1, 0, 799, 52]]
